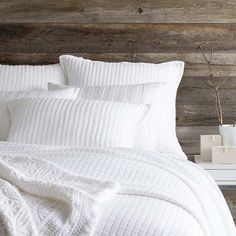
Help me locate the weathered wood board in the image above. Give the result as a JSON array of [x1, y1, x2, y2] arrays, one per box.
[[0, 23, 236, 53], [1, 0, 236, 23]]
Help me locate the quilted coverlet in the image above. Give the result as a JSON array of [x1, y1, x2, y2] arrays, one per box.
[[0, 142, 235, 236]]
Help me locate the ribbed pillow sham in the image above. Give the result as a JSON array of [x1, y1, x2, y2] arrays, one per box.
[[59, 55, 185, 158], [7, 98, 149, 147], [48, 82, 161, 104], [0, 64, 66, 91], [0, 89, 79, 141], [48, 82, 166, 153]]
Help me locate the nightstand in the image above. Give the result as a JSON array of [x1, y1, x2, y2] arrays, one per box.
[[194, 155, 236, 225], [194, 155, 236, 185]]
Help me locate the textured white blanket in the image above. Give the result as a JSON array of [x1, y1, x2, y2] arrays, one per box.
[[0, 155, 119, 236], [0, 142, 235, 236]]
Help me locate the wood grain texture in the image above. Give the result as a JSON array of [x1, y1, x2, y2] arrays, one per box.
[[177, 87, 236, 126], [1, 52, 236, 81], [1, 23, 236, 53], [1, 52, 236, 65], [1, 0, 236, 23], [1, 52, 236, 76], [176, 126, 218, 157]]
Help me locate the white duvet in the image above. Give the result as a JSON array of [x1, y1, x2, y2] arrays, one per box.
[[0, 142, 235, 236]]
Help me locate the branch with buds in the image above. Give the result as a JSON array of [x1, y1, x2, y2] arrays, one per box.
[[199, 44, 236, 126]]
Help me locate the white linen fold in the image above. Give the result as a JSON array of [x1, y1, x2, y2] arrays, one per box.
[[0, 155, 119, 236]]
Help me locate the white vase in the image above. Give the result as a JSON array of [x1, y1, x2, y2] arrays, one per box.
[[219, 125, 236, 146]]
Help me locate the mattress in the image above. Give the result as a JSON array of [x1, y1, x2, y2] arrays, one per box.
[[0, 141, 235, 236]]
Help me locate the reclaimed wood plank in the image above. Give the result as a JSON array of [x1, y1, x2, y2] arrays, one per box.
[[1, 52, 236, 65], [180, 76, 236, 89], [1, 52, 236, 78], [176, 87, 236, 126], [177, 88, 236, 107], [176, 105, 236, 126], [1, 24, 236, 53], [1, 0, 236, 23]]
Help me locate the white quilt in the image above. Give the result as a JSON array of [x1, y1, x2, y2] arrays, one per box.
[[0, 142, 235, 236], [0, 154, 118, 236]]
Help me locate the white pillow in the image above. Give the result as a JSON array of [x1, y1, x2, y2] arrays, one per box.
[[48, 82, 161, 104], [7, 98, 149, 147], [59, 55, 185, 157], [0, 64, 66, 91], [48, 82, 166, 152], [0, 89, 79, 141]]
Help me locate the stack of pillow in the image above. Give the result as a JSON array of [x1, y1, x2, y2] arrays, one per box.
[[0, 56, 186, 158]]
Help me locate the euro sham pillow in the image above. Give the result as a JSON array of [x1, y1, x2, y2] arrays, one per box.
[[7, 98, 149, 148], [0, 89, 79, 141], [0, 64, 65, 91], [59, 55, 185, 157]]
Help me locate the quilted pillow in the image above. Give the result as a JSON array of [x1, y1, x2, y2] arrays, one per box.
[[48, 82, 161, 104], [0, 64, 66, 91], [48, 82, 169, 153], [7, 98, 148, 148], [0, 89, 79, 141], [59, 55, 185, 158]]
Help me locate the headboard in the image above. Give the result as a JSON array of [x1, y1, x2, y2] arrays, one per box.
[[1, 1, 236, 160]]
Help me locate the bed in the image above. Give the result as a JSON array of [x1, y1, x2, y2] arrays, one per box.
[[0, 142, 235, 236], [0, 56, 235, 236]]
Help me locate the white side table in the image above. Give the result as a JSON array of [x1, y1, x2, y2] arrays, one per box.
[[194, 155, 236, 224], [194, 155, 236, 186]]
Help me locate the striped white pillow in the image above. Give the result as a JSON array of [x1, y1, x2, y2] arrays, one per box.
[[7, 98, 148, 147], [48, 82, 166, 152], [48, 82, 160, 104], [59, 55, 185, 157], [0, 89, 79, 141], [59, 55, 184, 87], [0, 64, 66, 91]]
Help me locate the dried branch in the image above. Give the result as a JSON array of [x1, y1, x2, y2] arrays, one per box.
[[215, 88, 223, 125], [199, 46, 210, 64], [217, 60, 236, 88], [201, 78, 213, 88], [199, 44, 236, 125], [210, 42, 214, 62]]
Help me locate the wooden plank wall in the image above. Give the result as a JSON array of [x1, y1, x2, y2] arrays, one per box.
[[1, 0, 236, 159]]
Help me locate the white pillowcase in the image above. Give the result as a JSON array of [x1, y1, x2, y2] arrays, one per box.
[[48, 82, 166, 151], [48, 82, 161, 104], [0, 64, 66, 91], [59, 55, 185, 157], [0, 89, 79, 141], [59, 55, 184, 87], [7, 98, 149, 147]]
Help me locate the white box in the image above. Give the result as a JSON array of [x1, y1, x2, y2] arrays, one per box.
[[212, 146, 236, 164], [200, 135, 222, 162]]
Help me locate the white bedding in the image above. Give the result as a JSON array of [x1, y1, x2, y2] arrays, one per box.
[[0, 155, 118, 236], [0, 142, 235, 236]]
